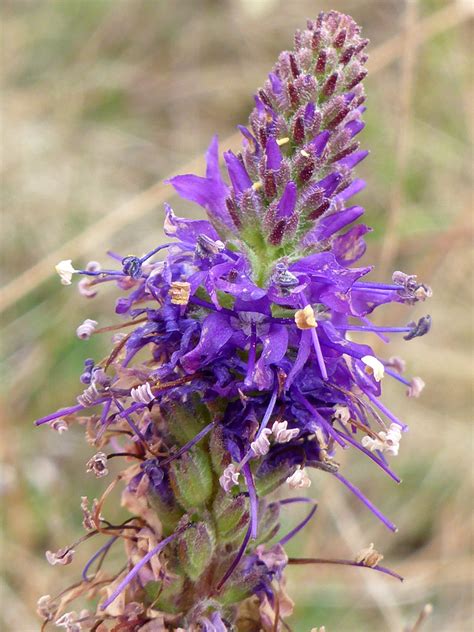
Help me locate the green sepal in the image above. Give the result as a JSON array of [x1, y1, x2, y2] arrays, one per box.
[[169, 448, 214, 512], [218, 569, 261, 606], [166, 399, 211, 446], [178, 520, 216, 581], [213, 491, 249, 544], [147, 491, 183, 536], [209, 425, 229, 475], [146, 573, 186, 613]]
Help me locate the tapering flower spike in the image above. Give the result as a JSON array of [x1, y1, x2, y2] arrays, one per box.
[[37, 11, 431, 631]]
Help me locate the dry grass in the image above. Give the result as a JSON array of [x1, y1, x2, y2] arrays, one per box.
[[1, 1, 472, 630]]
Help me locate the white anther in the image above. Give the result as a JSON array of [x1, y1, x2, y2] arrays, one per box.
[[45, 547, 75, 566], [55, 260, 77, 285], [406, 376, 425, 398], [78, 278, 97, 298], [85, 261, 101, 272], [361, 423, 402, 456], [286, 465, 311, 489], [76, 319, 98, 340], [55, 611, 81, 631], [361, 355, 385, 382], [250, 428, 272, 456], [130, 382, 155, 404], [86, 452, 108, 478], [333, 405, 351, 424], [386, 356, 406, 374], [219, 463, 240, 492], [77, 382, 100, 407], [276, 137, 290, 146], [355, 542, 384, 567], [271, 420, 299, 443]]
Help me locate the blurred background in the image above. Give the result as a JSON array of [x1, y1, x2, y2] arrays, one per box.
[[1, 0, 472, 630]]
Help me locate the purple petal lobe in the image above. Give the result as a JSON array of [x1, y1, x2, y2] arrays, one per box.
[[337, 149, 369, 168], [276, 181, 297, 219], [166, 137, 234, 229], [345, 119, 365, 138], [315, 172, 342, 196], [310, 130, 330, 156], [163, 204, 219, 243], [335, 178, 366, 203], [253, 324, 289, 390], [307, 205, 365, 242], [180, 312, 234, 373], [224, 151, 252, 194], [265, 137, 283, 171], [332, 224, 370, 264]]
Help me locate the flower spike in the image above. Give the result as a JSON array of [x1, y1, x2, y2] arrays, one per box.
[[37, 11, 431, 630]]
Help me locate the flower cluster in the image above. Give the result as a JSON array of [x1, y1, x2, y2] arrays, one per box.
[[37, 11, 430, 631]]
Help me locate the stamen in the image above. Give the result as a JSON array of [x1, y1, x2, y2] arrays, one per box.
[[76, 319, 98, 340], [250, 428, 272, 456], [272, 420, 299, 443], [82, 536, 118, 582], [55, 260, 78, 285], [407, 377, 425, 398], [295, 302, 328, 379], [242, 463, 259, 539], [86, 452, 109, 478], [160, 420, 217, 467], [332, 471, 397, 532], [288, 556, 403, 581], [295, 305, 317, 329], [35, 403, 96, 426], [365, 391, 408, 431], [310, 326, 328, 380], [244, 322, 257, 387], [239, 378, 279, 467], [113, 400, 150, 449], [139, 243, 171, 263], [219, 463, 240, 492], [355, 542, 384, 567], [286, 466, 312, 489], [278, 500, 317, 546], [130, 383, 155, 405], [297, 392, 346, 448], [336, 429, 401, 483], [216, 522, 252, 592], [361, 423, 402, 456]]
